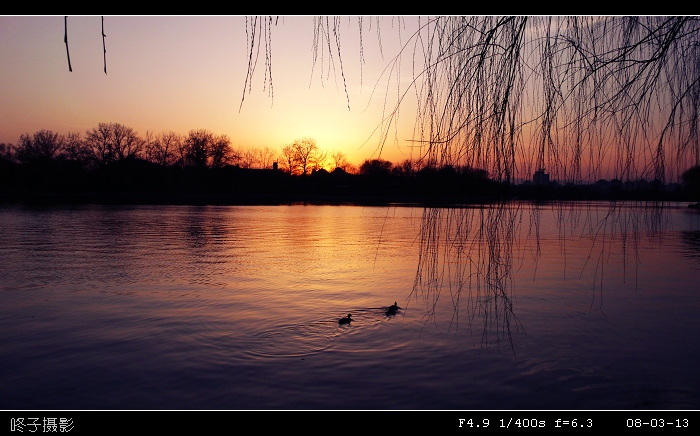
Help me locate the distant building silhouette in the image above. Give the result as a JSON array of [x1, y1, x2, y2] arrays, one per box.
[[533, 169, 550, 185]]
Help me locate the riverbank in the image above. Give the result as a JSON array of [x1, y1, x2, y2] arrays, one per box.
[[1, 161, 696, 206]]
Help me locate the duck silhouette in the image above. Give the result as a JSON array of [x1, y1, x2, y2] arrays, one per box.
[[386, 302, 399, 316], [338, 313, 353, 325]]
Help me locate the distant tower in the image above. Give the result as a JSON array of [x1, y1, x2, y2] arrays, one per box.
[[533, 168, 550, 185], [272, 161, 278, 171]]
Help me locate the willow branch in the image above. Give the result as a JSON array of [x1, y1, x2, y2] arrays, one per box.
[[64, 16, 72, 72], [102, 16, 107, 74]]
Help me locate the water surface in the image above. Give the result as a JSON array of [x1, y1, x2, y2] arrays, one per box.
[[1, 202, 699, 409]]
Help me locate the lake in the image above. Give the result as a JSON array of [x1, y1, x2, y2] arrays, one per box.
[[1, 202, 699, 409]]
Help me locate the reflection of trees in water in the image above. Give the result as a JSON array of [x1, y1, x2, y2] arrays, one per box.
[[412, 201, 671, 354], [591, 203, 668, 296], [411, 203, 525, 354], [180, 206, 239, 287], [680, 230, 700, 264]]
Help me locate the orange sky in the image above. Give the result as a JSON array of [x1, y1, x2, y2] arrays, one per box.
[[0, 16, 422, 168]]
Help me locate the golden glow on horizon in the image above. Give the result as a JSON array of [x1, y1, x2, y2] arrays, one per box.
[[0, 16, 421, 168]]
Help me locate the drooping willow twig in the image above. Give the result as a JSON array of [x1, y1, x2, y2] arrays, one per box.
[[64, 16, 72, 72], [240, 16, 277, 110], [63, 16, 107, 75], [341, 17, 700, 184], [102, 16, 107, 75], [310, 16, 352, 111]]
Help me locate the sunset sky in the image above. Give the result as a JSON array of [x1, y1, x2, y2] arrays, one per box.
[[3, 16, 698, 182], [0, 16, 422, 167]]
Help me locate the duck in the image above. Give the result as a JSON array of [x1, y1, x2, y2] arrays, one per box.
[[338, 313, 353, 325], [386, 302, 399, 316]]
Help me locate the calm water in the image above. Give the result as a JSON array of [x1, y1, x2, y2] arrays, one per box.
[[1, 202, 699, 409]]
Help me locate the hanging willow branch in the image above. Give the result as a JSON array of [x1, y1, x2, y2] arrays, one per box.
[[240, 16, 277, 110], [102, 16, 107, 74], [63, 16, 108, 74], [64, 16, 72, 72], [361, 16, 700, 184], [310, 16, 351, 110]]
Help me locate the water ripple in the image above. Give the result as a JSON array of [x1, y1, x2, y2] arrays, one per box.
[[244, 308, 404, 358]]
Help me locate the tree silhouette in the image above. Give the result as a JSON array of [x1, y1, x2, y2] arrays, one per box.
[[239, 147, 259, 169], [183, 129, 214, 169], [60, 132, 91, 165], [682, 165, 700, 200], [145, 131, 182, 167], [359, 158, 392, 178], [210, 134, 235, 169], [331, 150, 349, 171], [85, 122, 143, 165], [310, 148, 328, 172], [292, 137, 319, 175], [279, 144, 296, 175], [0, 143, 13, 163], [14, 130, 64, 164], [258, 146, 278, 169], [181, 129, 236, 169]]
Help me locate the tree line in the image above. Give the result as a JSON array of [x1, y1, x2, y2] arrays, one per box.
[[0, 122, 506, 203], [0, 123, 345, 172], [3, 122, 697, 203], [0, 122, 485, 177]]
